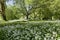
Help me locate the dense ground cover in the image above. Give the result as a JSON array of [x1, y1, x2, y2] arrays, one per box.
[[0, 21, 60, 40]]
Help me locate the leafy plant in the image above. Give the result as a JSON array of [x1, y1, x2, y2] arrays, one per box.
[[0, 22, 60, 40]]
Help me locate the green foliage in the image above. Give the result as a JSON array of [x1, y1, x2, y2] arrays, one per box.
[[5, 6, 22, 20], [4, 0, 60, 20], [0, 22, 60, 40]]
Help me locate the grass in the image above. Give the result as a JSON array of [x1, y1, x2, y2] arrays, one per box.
[[1, 19, 60, 24], [0, 19, 60, 27]]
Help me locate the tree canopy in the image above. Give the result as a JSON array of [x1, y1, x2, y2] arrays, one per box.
[[0, 0, 60, 20]]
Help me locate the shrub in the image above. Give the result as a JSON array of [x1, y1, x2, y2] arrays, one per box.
[[0, 22, 60, 40]]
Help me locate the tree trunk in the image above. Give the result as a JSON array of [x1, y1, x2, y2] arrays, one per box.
[[1, 1, 6, 20], [26, 12, 29, 20]]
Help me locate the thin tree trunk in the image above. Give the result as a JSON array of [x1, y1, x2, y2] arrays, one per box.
[[26, 12, 29, 20], [1, 1, 6, 20]]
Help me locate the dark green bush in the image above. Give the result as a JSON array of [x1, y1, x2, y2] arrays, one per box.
[[0, 22, 60, 40]]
